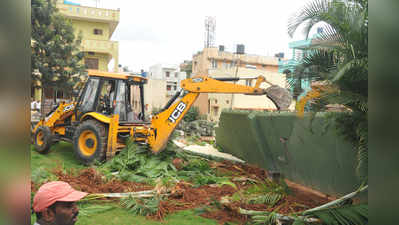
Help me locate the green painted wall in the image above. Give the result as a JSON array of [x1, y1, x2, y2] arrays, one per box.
[[216, 111, 362, 197]]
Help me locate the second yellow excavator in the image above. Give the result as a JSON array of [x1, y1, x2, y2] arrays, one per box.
[[32, 70, 292, 165]]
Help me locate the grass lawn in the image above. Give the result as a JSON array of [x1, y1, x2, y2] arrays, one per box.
[[31, 203, 219, 225], [31, 142, 85, 171], [31, 142, 226, 225]]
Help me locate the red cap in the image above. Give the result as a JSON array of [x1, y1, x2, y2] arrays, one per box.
[[33, 181, 88, 212]]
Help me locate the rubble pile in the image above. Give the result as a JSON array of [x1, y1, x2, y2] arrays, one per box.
[[177, 120, 216, 137]]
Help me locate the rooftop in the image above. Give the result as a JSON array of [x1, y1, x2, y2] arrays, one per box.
[[56, 0, 120, 38]]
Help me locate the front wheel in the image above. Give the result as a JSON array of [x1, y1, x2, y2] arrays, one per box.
[[73, 120, 108, 165], [34, 126, 53, 154]]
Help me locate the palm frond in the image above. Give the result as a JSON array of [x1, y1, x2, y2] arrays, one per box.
[[307, 204, 368, 225], [253, 212, 278, 225], [356, 136, 368, 180], [288, 0, 332, 38], [247, 193, 284, 207], [120, 195, 161, 216], [332, 58, 367, 82]]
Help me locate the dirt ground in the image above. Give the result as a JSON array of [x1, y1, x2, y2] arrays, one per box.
[[156, 161, 329, 224], [31, 161, 329, 225], [31, 167, 153, 194]]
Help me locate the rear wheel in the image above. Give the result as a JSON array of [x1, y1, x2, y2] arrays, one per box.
[[34, 126, 52, 154], [73, 120, 107, 165]]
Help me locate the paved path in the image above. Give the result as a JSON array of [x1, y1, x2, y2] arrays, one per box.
[[173, 139, 245, 163]]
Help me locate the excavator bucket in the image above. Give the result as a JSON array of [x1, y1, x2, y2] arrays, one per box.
[[265, 85, 293, 111]]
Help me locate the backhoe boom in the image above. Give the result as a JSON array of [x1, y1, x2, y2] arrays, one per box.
[[146, 75, 287, 153]]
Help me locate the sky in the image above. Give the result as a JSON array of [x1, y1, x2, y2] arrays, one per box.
[[75, 0, 313, 72]]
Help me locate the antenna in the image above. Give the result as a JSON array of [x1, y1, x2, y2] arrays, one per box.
[[204, 16, 216, 48]]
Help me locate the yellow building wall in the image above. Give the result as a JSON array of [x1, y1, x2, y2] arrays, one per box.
[[57, 1, 119, 72], [84, 52, 110, 71], [71, 20, 110, 41]]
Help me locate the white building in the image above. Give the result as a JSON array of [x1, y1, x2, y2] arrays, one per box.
[[148, 64, 187, 97]]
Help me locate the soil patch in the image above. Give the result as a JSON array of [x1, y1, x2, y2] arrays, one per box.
[[156, 161, 330, 224], [200, 208, 248, 225], [212, 161, 269, 181], [52, 167, 153, 193]]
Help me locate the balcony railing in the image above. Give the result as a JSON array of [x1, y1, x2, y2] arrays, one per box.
[[278, 59, 299, 73], [57, 3, 120, 23], [81, 39, 118, 54]]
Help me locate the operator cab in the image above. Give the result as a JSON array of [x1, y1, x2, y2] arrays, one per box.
[[75, 70, 148, 123]]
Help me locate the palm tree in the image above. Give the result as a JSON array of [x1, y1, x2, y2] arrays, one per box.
[[287, 0, 368, 180]]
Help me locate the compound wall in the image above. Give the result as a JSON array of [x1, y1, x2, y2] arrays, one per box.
[[216, 111, 362, 197]]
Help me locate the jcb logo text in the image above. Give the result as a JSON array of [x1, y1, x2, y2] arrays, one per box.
[[168, 102, 186, 123]]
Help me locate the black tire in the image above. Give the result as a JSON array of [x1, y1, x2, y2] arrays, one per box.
[[34, 126, 52, 154], [73, 120, 107, 165]]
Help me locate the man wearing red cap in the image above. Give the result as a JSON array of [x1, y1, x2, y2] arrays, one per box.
[[32, 181, 88, 225]]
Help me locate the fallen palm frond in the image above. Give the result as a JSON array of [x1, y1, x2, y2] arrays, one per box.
[[82, 190, 160, 200], [240, 208, 320, 224], [239, 185, 368, 225], [303, 184, 367, 214], [120, 194, 162, 217], [253, 211, 278, 225], [307, 204, 368, 225], [99, 141, 238, 188], [247, 192, 283, 207]]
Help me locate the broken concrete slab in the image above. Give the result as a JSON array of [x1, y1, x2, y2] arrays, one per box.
[[173, 139, 245, 163]]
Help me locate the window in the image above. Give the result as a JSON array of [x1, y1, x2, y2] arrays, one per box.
[[80, 78, 99, 112], [93, 29, 103, 35], [166, 71, 170, 77], [88, 52, 95, 55], [222, 61, 228, 69], [245, 80, 252, 86], [175, 72, 178, 78], [212, 106, 219, 116], [84, 58, 99, 70], [167, 85, 172, 91], [226, 100, 230, 104], [245, 64, 257, 69], [173, 86, 177, 90], [211, 59, 217, 69], [114, 81, 127, 121]]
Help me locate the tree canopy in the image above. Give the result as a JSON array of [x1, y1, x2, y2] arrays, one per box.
[[31, 0, 85, 98]]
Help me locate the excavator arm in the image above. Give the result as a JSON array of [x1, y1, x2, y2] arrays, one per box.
[[147, 75, 292, 153]]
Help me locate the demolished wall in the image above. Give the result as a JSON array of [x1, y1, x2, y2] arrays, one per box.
[[216, 111, 361, 198]]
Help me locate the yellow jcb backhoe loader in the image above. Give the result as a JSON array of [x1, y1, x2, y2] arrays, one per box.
[[32, 70, 292, 165]]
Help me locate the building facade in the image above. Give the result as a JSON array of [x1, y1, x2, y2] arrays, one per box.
[[278, 32, 328, 99], [191, 47, 291, 121], [56, 0, 120, 72], [148, 64, 187, 97], [207, 68, 291, 122]]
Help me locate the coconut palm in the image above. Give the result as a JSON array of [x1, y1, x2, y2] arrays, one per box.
[[287, 0, 368, 181]]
